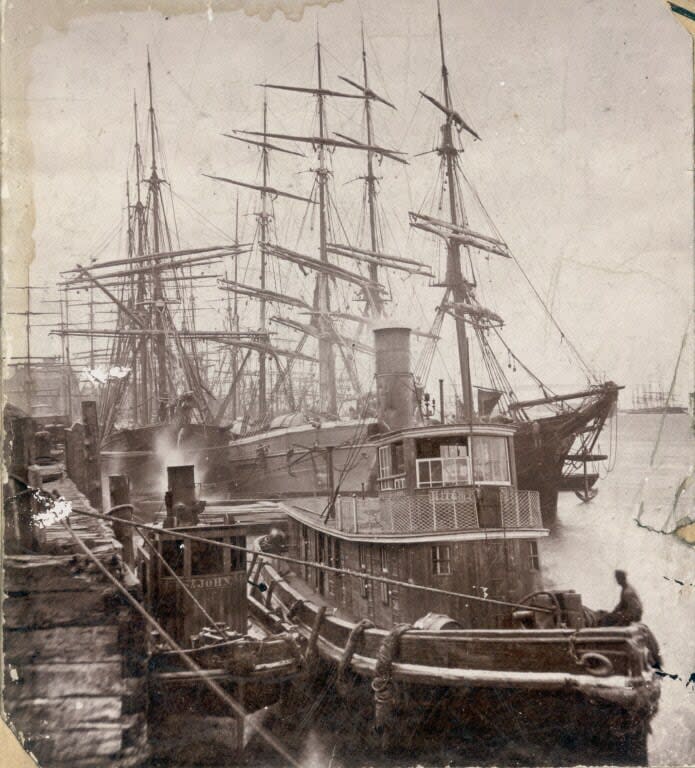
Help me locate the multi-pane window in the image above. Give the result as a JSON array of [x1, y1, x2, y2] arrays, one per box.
[[431, 545, 452, 575], [528, 540, 540, 571], [416, 442, 470, 488], [378, 443, 406, 490], [378, 446, 392, 478], [301, 525, 310, 580]]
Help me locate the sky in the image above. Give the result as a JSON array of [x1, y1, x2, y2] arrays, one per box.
[[11, 0, 695, 403]]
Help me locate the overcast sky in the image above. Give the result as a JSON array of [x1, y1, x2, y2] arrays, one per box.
[[16, 0, 695, 401]]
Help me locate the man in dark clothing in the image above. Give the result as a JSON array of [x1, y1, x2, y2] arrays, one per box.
[[600, 570, 643, 626]]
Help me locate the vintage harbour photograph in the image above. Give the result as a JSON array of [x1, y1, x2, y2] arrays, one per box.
[[1, 1, 694, 767]]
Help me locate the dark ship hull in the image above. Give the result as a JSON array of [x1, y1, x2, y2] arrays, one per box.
[[251, 551, 659, 766], [514, 382, 620, 524]]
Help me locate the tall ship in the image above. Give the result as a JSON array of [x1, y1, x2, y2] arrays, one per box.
[[203, 5, 619, 524], [58, 7, 620, 523], [623, 383, 688, 414], [57, 56, 253, 495]]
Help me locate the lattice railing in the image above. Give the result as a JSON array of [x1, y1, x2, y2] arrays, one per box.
[[335, 487, 541, 534], [500, 487, 542, 528], [381, 488, 479, 533]]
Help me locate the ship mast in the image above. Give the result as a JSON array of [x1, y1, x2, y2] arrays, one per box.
[[258, 97, 270, 418], [215, 34, 405, 418], [133, 91, 150, 423], [315, 36, 338, 416], [146, 51, 169, 418], [436, 0, 474, 420], [362, 29, 381, 314]]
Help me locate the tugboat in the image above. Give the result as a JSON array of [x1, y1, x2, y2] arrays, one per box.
[[130, 465, 301, 762], [252, 327, 661, 765]]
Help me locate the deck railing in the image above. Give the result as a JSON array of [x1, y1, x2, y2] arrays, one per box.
[[335, 487, 542, 534], [500, 487, 543, 529]]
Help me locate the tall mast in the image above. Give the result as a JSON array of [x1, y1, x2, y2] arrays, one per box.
[[228, 196, 240, 422], [437, 0, 474, 420], [146, 51, 169, 417], [133, 91, 150, 423], [258, 96, 269, 419], [126, 177, 139, 423], [316, 35, 337, 416], [361, 25, 384, 316]]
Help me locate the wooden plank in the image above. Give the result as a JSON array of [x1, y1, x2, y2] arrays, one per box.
[[3, 626, 119, 664], [3, 590, 114, 629], [4, 662, 123, 700], [8, 696, 122, 727], [27, 724, 122, 763], [4, 557, 106, 592]]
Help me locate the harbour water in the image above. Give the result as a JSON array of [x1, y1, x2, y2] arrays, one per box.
[[235, 412, 695, 767], [544, 412, 695, 767]]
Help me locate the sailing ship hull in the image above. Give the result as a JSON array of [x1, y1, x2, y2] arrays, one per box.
[[100, 423, 230, 499], [251, 560, 659, 765], [208, 418, 381, 499], [209, 386, 616, 526], [513, 384, 619, 525]]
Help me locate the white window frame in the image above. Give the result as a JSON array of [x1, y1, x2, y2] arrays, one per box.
[[416, 457, 470, 489], [378, 445, 392, 479], [432, 545, 452, 576], [471, 436, 512, 486]]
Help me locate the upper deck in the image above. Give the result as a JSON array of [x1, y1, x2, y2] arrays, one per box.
[[284, 420, 545, 542]]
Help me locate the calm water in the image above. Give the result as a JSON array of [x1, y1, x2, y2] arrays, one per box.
[[177, 413, 695, 767], [543, 412, 695, 767]]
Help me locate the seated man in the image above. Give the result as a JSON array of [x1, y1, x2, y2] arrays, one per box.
[[599, 569, 643, 626]]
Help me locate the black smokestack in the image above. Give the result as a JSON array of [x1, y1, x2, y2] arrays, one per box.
[[374, 327, 422, 431], [167, 464, 196, 508]]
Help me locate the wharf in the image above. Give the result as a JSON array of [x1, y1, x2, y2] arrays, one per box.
[[3, 472, 149, 768]]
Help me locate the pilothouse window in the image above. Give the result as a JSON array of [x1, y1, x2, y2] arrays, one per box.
[[378, 442, 406, 490], [416, 439, 470, 488], [472, 437, 510, 484]]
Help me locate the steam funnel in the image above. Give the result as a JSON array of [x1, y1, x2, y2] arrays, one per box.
[[374, 327, 421, 431]]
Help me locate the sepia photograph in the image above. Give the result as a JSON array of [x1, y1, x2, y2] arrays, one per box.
[[2, 1, 694, 766]]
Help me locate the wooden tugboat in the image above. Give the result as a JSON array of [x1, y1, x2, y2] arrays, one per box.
[[252, 327, 661, 765], [130, 465, 301, 762]]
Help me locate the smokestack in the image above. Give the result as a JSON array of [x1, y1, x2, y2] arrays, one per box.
[[374, 327, 421, 431], [166, 465, 201, 526], [167, 464, 196, 506]]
